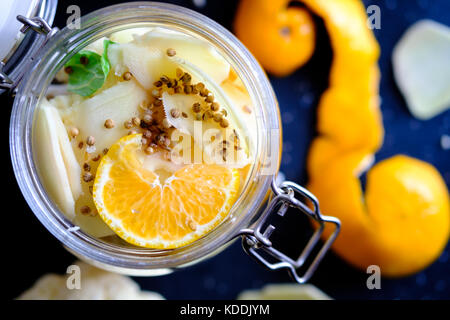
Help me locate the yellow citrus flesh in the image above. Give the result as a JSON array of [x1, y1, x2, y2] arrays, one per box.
[[93, 134, 240, 249]]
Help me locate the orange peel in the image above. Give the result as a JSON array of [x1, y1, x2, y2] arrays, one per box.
[[234, 0, 450, 276], [234, 0, 316, 77], [301, 0, 449, 276], [310, 155, 449, 276]]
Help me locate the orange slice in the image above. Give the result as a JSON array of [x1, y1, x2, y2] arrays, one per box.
[[93, 134, 240, 249]]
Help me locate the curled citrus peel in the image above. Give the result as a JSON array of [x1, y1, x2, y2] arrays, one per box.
[[236, 0, 449, 276]]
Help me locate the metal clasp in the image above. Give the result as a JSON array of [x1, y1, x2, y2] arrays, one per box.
[[0, 16, 58, 92], [239, 178, 340, 283], [17, 15, 54, 35]]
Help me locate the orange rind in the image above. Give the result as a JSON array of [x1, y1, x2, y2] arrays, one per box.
[[234, 0, 316, 77], [233, 0, 450, 276]]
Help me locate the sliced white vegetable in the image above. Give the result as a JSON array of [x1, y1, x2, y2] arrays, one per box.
[[109, 27, 153, 43], [108, 42, 178, 89], [108, 28, 231, 89], [17, 261, 165, 300], [50, 107, 82, 200], [73, 213, 116, 238], [67, 80, 147, 153], [393, 20, 450, 120], [34, 100, 77, 220], [170, 56, 253, 158], [84, 37, 108, 55], [133, 29, 230, 85], [162, 92, 250, 168], [238, 283, 332, 300]]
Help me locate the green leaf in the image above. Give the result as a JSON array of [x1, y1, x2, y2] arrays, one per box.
[[65, 40, 117, 97], [102, 39, 116, 76]]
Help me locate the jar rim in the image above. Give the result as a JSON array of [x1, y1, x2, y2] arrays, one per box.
[[10, 2, 281, 274]]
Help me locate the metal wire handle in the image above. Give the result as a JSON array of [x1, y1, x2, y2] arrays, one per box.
[[0, 16, 58, 92], [239, 178, 341, 283]]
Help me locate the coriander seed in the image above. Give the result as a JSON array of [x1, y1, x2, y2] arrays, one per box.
[[156, 134, 165, 145], [144, 146, 155, 155], [132, 117, 141, 127], [184, 85, 192, 94], [69, 127, 79, 138], [162, 118, 171, 129], [180, 73, 192, 84], [80, 205, 91, 215], [80, 56, 89, 65], [143, 130, 152, 139], [200, 88, 209, 97], [213, 113, 223, 122], [104, 119, 115, 129], [143, 114, 152, 123], [83, 163, 91, 172], [192, 103, 201, 113], [86, 136, 95, 146], [124, 120, 133, 129], [170, 108, 181, 118], [220, 118, 229, 128], [195, 83, 205, 91], [203, 110, 213, 120], [64, 66, 73, 74], [122, 72, 132, 81], [166, 48, 176, 56], [83, 172, 94, 182], [211, 102, 220, 111]]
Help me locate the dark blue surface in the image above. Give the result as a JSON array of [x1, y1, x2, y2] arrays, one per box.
[[4, 0, 449, 300]]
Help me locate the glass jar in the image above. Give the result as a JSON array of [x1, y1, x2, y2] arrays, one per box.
[[7, 2, 340, 281]]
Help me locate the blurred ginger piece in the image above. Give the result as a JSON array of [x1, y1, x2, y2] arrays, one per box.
[[17, 261, 164, 300], [238, 283, 331, 300], [234, 0, 315, 77], [393, 20, 450, 120]]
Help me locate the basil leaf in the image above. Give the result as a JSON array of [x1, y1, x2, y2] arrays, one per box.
[[65, 40, 116, 97], [102, 39, 117, 76]]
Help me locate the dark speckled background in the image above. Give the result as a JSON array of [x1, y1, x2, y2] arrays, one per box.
[[3, 0, 449, 299]]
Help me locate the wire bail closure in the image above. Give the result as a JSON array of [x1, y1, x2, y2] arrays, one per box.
[[0, 16, 58, 92], [239, 178, 341, 283]]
